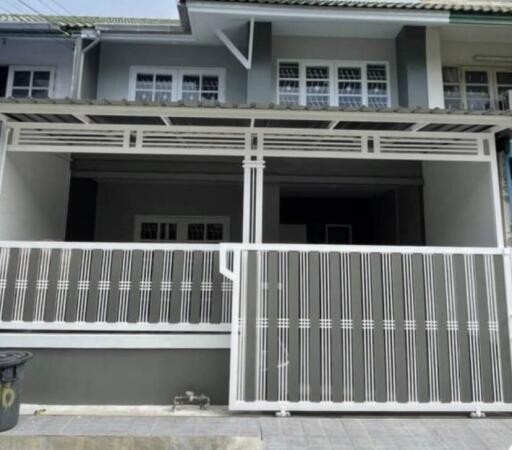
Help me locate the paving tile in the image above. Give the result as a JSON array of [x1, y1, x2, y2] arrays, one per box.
[[319, 419, 347, 437], [300, 418, 325, 437]]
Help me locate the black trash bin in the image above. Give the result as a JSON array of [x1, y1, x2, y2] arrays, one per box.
[[0, 351, 32, 432]]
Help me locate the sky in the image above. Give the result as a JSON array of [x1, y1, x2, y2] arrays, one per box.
[[0, 0, 179, 18]]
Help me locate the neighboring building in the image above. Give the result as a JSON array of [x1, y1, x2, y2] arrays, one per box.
[[0, 0, 512, 413]]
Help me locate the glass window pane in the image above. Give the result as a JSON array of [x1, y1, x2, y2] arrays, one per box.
[[166, 223, 177, 240], [497, 71, 512, 85], [135, 90, 153, 101], [13, 71, 31, 87], [445, 98, 463, 110], [154, 91, 173, 102], [306, 81, 330, 95], [201, 92, 218, 101], [202, 76, 219, 92], [136, 73, 154, 90], [338, 67, 361, 81], [368, 96, 388, 108], [33, 71, 50, 87], [183, 92, 200, 102], [11, 89, 29, 98], [442, 67, 459, 84], [465, 71, 488, 84], [367, 65, 386, 81], [339, 96, 363, 107], [188, 223, 205, 240], [368, 82, 387, 96], [155, 74, 173, 91], [279, 63, 299, 79], [182, 75, 200, 91], [140, 223, 158, 240], [338, 81, 361, 95], [31, 89, 49, 98], [306, 66, 329, 79], [206, 224, 223, 241], [279, 94, 300, 106]]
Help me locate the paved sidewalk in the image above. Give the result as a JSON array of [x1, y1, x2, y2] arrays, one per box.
[[3, 414, 512, 449]]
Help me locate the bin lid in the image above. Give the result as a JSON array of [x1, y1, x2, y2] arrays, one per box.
[[0, 351, 33, 368]]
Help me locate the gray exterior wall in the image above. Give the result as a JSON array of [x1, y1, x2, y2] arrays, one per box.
[[20, 349, 229, 405], [395, 26, 429, 108], [247, 22, 273, 104], [80, 40, 100, 100], [96, 42, 247, 102]]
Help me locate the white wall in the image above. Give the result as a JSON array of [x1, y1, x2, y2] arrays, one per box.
[[0, 38, 75, 98], [442, 40, 512, 67], [423, 161, 498, 247], [272, 36, 400, 106], [0, 153, 71, 241]]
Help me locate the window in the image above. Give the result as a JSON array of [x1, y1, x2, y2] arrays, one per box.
[[442, 66, 512, 111], [134, 216, 229, 243], [7, 66, 54, 98], [129, 67, 225, 102], [278, 60, 390, 108]]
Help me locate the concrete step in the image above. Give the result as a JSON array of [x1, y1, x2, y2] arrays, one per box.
[[0, 435, 263, 450]]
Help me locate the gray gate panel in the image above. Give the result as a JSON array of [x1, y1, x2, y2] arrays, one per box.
[[243, 251, 258, 402], [127, 250, 144, 323], [494, 256, 512, 402], [211, 252, 223, 324], [22, 249, 40, 323], [64, 249, 83, 323], [391, 253, 408, 403], [370, 253, 386, 403], [308, 252, 322, 403], [106, 250, 124, 323], [288, 251, 301, 403], [412, 254, 429, 403], [86, 250, 103, 323], [2, 248, 18, 322], [329, 253, 343, 403], [453, 255, 472, 403], [170, 251, 185, 323], [474, 255, 493, 403], [433, 254, 451, 403], [350, 253, 365, 403], [43, 249, 64, 323], [189, 251, 204, 324], [148, 250, 164, 324], [266, 251, 279, 402]]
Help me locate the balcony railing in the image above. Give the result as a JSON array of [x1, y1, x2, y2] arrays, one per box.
[[0, 242, 232, 332]]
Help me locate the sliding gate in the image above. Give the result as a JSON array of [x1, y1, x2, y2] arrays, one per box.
[[220, 244, 512, 413]]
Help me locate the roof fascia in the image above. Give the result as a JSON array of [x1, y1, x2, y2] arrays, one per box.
[[186, 1, 450, 24]]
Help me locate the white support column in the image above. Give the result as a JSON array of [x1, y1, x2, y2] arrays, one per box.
[[425, 27, 445, 109], [242, 133, 265, 243], [489, 137, 505, 248], [0, 121, 11, 193]]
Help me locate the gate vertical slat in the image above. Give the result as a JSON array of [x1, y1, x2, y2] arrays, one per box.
[[149, 250, 164, 324], [169, 251, 184, 323], [43, 249, 62, 322], [433, 254, 451, 403], [106, 250, 124, 323], [266, 251, 279, 402], [413, 254, 429, 403], [494, 255, 512, 402], [128, 250, 143, 323], [210, 252, 223, 324], [86, 250, 103, 323], [391, 253, 408, 403], [243, 251, 258, 402], [189, 251, 204, 324], [2, 248, 19, 322], [350, 253, 365, 403], [329, 252, 343, 403], [287, 251, 301, 403], [371, 253, 386, 403], [63, 249, 82, 323], [22, 248, 39, 322], [308, 252, 322, 403], [475, 255, 493, 403], [454, 254, 472, 403]]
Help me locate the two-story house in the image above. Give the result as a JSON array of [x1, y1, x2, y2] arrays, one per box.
[[1, 0, 512, 414]]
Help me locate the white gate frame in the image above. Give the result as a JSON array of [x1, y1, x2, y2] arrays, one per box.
[[221, 243, 512, 414]]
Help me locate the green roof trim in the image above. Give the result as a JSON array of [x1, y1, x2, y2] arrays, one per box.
[[450, 11, 512, 23], [0, 14, 181, 28]]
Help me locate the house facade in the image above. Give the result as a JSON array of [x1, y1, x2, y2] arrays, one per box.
[[1, 0, 512, 413]]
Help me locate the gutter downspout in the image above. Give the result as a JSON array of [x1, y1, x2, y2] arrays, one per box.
[[76, 31, 101, 100]]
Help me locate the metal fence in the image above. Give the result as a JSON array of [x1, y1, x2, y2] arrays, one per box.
[[0, 242, 232, 332], [221, 244, 512, 414]]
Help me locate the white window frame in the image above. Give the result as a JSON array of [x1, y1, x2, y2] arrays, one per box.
[[442, 66, 512, 110], [134, 215, 230, 243], [128, 66, 226, 102], [276, 59, 391, 108], [6, 65, 55, 98]]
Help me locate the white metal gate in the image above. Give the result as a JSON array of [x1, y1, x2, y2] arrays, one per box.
[[220, 244, 512, 414]]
